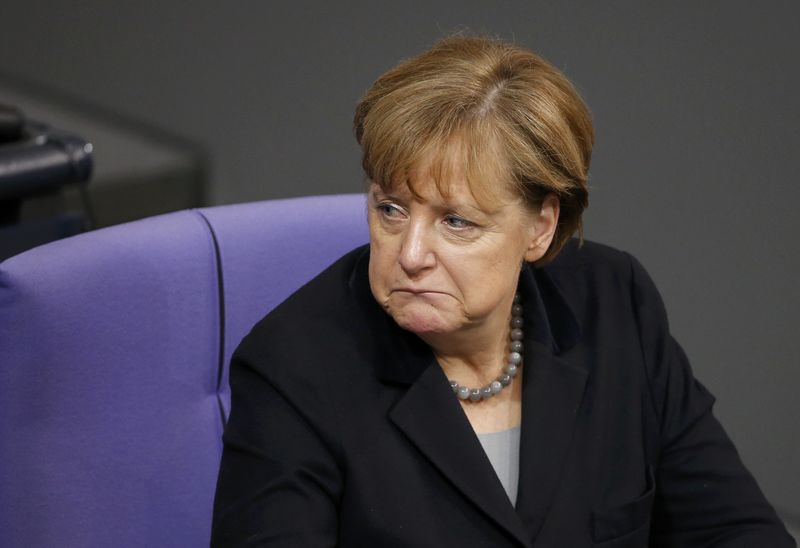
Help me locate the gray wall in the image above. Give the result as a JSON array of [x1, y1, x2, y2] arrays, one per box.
[[1, 1, 797, 519]]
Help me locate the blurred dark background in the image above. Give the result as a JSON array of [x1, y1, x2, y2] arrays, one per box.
[[1, 0, 797, 527]]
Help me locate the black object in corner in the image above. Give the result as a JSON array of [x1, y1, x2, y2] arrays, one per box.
[[0, 104, 94, 261]]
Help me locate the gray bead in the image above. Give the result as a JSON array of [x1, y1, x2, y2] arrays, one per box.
[[448, 291, 523, 403]]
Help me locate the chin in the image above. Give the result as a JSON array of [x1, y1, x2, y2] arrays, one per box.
[[387, 305, 455, 336]]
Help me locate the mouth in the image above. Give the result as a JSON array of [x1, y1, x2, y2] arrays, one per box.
[[392, 288, 447, 296]]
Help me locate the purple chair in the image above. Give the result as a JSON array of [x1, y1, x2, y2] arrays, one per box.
[[0, 194, 368, 547]]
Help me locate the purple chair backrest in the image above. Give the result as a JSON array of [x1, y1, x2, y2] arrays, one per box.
[[0, 194, 368, 547]]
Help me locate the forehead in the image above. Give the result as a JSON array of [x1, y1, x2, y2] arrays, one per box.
[[375, 141, 518, 211]]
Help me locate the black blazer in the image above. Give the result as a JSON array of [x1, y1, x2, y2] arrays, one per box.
[[211, 241, 793, 547]]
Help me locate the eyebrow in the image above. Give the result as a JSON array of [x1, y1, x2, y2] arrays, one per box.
[[369, 182, 505, 218]]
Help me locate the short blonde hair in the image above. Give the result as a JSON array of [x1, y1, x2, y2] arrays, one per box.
[[354, 35, 594, 263]]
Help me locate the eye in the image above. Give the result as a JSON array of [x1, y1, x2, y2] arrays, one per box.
[[443, 215, 474, 229], [376, 202, 405, 220]]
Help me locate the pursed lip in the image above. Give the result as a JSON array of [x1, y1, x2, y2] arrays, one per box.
[[391, 288, 446, 295]]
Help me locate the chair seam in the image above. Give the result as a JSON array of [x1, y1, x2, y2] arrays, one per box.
[[195, 209, 228, 426]]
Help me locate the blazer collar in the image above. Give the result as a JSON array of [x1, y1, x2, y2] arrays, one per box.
[[519, 261, 582, 357]]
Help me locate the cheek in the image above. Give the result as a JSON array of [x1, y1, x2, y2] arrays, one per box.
[[368, 224, 402, 279], [450, 245, 524, 298], [368, 241, 396, 298], [454, 237, 526, 276]]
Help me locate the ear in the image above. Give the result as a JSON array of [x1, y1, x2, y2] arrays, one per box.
[[523, 193, 560, 262]]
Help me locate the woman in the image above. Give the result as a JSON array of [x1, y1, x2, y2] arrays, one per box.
[[212, 36, 794, 547]]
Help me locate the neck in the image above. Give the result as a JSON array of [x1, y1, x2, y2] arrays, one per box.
[[420, 303, 513, 385]]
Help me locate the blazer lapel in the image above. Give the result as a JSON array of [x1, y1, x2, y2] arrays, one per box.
[[389, 362, 531, 547], [509, 262, 588, 539], [514, 343, 588, 539]]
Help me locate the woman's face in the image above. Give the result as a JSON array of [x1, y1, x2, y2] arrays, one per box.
[[367, 172, 557, 342]]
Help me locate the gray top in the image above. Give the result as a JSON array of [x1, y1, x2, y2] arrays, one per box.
[[476, 426, 521, 506]]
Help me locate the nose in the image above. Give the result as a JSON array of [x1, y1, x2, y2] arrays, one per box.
[[398, 219, 436, 276]]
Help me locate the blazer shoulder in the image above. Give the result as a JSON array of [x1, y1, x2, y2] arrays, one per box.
[[538, 239, 673, 343], [234, 245, 368, 379], [542, 238, 641, 296], [547, 238, 634, 275]]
